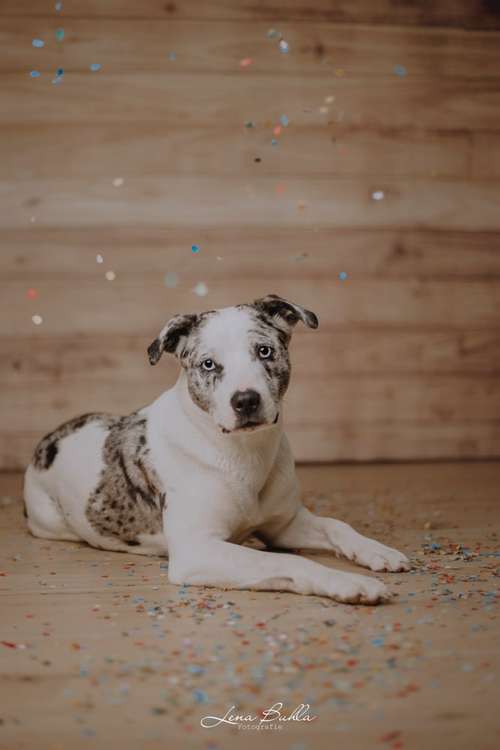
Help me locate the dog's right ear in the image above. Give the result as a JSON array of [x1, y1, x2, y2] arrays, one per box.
[[147, 313, 198, 365]]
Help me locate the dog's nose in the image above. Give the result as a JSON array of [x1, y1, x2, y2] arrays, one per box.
[[230, 389, 261, 416]]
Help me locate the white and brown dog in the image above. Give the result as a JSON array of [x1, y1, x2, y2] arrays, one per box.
[[25, 295, 409, 604]]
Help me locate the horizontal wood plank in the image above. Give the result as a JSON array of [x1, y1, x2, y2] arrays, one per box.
[[3, 1, 500, 30], [2, 330, 500, 387], [0, 123, 480, 180], [4, 420, 499, 469], [2, 279, 500, 336], [4, 74, 500, 132], [3, 19, 500, 79], [2, 228, 500, 278], [2, 176, 500, 230]]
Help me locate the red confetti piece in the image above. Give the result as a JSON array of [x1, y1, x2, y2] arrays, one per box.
[[240, 58, 252, 67], [26, 288, 38, 299]]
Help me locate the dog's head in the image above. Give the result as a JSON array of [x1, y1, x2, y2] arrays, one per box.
[[147, 295, 318, 434]]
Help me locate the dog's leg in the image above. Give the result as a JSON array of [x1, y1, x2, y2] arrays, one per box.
[[167, 537, 390, 604], [265, 507, 410, 573]]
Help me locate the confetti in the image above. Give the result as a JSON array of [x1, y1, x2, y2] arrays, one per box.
[[191, 244, 200, 254], [55, 28, 64, 41], [244, 121, 255, 128], [26, 288, 38, 300], [339, 271, 348, 281], [271, 138, 278, 146], [240, 57, 252, 68], [90, 63, 101, 72], [32, 39, 45, 48], [325, 95, 335, 103], [163, 272, 179, 288], [105, 270, 116, 281], [55, 1, 63, 11], [192, 689, 208, 704], [394, 64, 407, 77], [273, 125, 282, 136], [279, 40, 289, 53], [112, 177, 124, 187], [372, 190, 385, 201], [30, 70, 41, 78], [335, 68, 345, 77], [96, 254, 104, 264], [279, 114, 289, 127], [267, 29, 279, 39], [193, 282, 208, 297], [32, 314, 43, 326], [168, 51, 176, 61]]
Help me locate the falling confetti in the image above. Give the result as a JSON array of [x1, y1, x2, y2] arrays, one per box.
[[112, 178, 124, 187], [105, 270, 116, 281], [55, 1, 63, 11], [271, 138, 278, 146], [90, 63, 101, 72], [244, 121, 255, 128], [240, 58, 252, 68], [191, 245, 200, 254], [96, 254, 104, 264], [55, 28, 64, 41], [26, 288, 38, 300], [325, 95, 335, 103], [279, 114, 289, 127], [394, 64, 407, 77], [267, 29, 279, 39], [193, 282, 208, 297], [32, 314, 43, 326], [273, 125, 282, 136], [163, 272, 179, 288], [30, 71, 41, 78], [372, 190, 385, 201], [168, 51, 176, 61], [279, 40, 289, 53], [339, 271, 348, 281], [32, 39, 45, 48]]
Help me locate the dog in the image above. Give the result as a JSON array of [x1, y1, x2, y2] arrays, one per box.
[[24, 294, 410, 604]]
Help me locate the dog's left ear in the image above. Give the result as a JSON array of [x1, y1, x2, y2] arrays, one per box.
[[253, 294, 319, 331], [147, 313, 199, 365]]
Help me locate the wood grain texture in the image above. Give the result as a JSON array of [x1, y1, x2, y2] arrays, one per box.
[[3, 0, 500, 30], [1, 2, 500, 466]]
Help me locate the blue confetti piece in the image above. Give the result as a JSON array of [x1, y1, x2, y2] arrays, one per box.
[[30, 70, 41, 78], [193, 689, 208, 704], [168, 52, 177, 61], [339, 271, 347, 281], [271, 138, 278, 146], [279, 114, 289, 127], [371, 637, 385, 647], [267, 29, 279, 39], [394, 64, 407, 77], [187, 664, 205, 675], [32, 39, 45, 48], [90, 63, 101, 72], [56, 67, 64, 76], [55, 1, 63, 11], [191, 244, 200, 254], [55, 27, 64, 41]]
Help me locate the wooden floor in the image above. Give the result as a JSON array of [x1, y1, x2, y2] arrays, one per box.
[[0, 463, 499, 750]]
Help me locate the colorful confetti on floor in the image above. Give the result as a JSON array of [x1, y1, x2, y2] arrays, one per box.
[[0, 464, 498, 749]]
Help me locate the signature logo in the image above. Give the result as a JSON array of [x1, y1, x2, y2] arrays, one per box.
[[200, 702, 317, 729]]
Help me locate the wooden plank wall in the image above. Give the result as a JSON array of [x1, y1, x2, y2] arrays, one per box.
[[1, 1, 500, 468]]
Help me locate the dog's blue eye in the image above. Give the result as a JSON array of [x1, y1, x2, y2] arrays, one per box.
[[201, 359, 216, 371], [258, 346, 273, 360]]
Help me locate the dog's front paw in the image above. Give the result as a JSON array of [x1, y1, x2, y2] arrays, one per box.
[[328, 571, 392, 605], [354, 541, 410, 573]]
